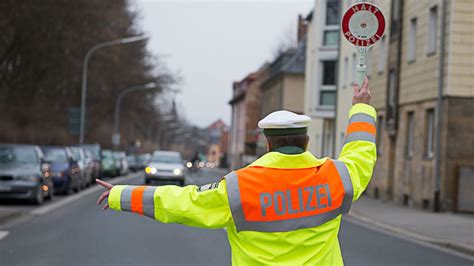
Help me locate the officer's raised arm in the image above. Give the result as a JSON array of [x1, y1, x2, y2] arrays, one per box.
[[96, 178, 232, 229], [337, 77, 377, 202]]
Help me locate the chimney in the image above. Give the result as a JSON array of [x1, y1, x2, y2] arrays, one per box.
[[297, 14, 308, 42]]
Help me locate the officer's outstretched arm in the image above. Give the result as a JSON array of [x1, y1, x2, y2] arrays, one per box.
[[106, 180, 232, 229], [337, 78, 377, 202]]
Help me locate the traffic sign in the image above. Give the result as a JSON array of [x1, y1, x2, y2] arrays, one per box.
[[341, 2, 386, 86]]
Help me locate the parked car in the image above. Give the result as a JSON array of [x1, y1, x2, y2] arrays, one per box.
[[69, 147, 92, 188], [79, 144, 101, 179], [41, 146, 81, 194], [127, 155, 138, 172], [145, 151, 185, 186], [113, 151, 128, 176], [83, 150, 96, 185], [0, 144, 54, 204], [101, 150, 120, 177], [136, 153, 151, 170]]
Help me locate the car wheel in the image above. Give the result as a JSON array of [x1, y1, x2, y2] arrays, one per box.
[[31, 185, 44, 205], [73, 179, 80, 193], [178, 180, 185, 186]]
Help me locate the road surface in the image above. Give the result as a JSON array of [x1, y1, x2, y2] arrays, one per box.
[[1, 168, 472, 265]]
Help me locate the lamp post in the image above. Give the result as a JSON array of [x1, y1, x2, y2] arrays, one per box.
[[112, 82, 156, 148], [79, 34, 149, 144]]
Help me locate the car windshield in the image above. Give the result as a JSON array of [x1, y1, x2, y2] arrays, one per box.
[[43, 148, 68, 162], [137, 154, 150, 162], [102, 150, 113, 158], [0, 146, 38, 164], [151, 154, 182, 164]]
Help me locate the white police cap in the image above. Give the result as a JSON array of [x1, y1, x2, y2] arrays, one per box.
[[258, 110, 311, 136]]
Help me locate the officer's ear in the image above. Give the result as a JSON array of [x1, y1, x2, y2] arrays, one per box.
[[265, 136, 271, 152]]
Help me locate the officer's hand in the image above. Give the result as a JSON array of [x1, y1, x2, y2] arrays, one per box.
[[352, 77, 372, 105], [96, 179, 113, 210]]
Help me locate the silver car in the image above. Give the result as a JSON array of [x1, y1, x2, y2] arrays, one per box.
[[145, 151, 185, 186]]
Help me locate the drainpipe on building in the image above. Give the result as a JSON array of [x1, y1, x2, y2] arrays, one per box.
[[434, 0, 448, 212]]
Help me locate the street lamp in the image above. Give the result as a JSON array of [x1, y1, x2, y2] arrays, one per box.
[[79, 34, 149, 144], [112, 82, 156, 148]]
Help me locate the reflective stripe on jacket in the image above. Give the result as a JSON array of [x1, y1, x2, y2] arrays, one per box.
[[226, 159, 353, 232], [107, 103, 377, 265]]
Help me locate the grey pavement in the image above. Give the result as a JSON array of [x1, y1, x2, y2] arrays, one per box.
[[0, 169, 472, 265], [350, 195, 474, 255]]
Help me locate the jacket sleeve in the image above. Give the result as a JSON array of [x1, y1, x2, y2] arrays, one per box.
[[337, 103, 377, 201], [107, 180, 232, 229]]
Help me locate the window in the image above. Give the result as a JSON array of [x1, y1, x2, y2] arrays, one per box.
[[351, 53, 356, 84], [388, 70, 396, 108], [428, 6, 438, 54], [320, 91, 336, 106], [378, 36, 386, 73], [326, 0, 339, 25], [323, 30, 339, 46], [425, 109, 435, 158], [322, 60, 336, 85], [406, 112, 415, 158], [343, 57, 349, 86], [390, 0, 401, 38], [408, 18, 417, 62], [376, 116, 384, 155], [320, 60, 337, 106]]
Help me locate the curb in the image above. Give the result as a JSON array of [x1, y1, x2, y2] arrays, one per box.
[[348, 210, 474, 257], [0, 211, 23, 225]]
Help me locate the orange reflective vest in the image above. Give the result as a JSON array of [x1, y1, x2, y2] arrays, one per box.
[[226, 159, 352, 232]]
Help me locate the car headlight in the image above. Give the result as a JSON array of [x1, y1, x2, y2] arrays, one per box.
[[145, 167, 157, 174], [16, 176, 37, 182], [173, 168, 182, 176], [186, 162, 193, 168]]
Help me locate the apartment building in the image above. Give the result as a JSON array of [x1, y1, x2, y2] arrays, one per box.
[[336, 0, 474, 212], [336, 0, 392, 198], [228, 65, 269, 169], [304, 0, 340, 157], [257, 37, 307, 156]]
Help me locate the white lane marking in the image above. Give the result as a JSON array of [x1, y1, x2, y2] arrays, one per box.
[[0, 230, 9, 240], [30, 173, 142, 216]]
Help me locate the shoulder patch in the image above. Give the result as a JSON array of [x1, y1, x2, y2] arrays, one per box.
[[197, 182, 220, 192]]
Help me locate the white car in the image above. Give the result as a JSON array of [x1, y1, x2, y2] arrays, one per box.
[[145, 151, 185, 186]]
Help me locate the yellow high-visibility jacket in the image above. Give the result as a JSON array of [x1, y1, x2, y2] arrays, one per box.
[[108, 103, 377, 265]]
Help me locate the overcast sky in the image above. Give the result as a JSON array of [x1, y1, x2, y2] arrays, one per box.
[[137, 0, 313, 128]]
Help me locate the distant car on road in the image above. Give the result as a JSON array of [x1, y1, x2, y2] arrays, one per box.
[[0, 144, 54, 204], [113, 151, 128, 176], [41, 146, 81, 194], [127, 155, 138, 172], [136, 153, 151, 170], [145, 151, 185, 186], [101, 150, 120, 177]]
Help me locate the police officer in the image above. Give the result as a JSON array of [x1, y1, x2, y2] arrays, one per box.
[[97, 77, 376, 265]]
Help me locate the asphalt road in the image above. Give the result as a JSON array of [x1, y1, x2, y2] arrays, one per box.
[[1, 168, 472, 266]]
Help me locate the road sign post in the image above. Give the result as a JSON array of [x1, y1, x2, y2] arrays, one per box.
[[342, 2, 386, 87]]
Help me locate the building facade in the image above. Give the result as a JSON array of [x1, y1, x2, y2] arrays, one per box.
[[304, 0, 340, 157], [336, 0, 474, 212], [228, 65, 269, 169], [257, 32, 307, 156]]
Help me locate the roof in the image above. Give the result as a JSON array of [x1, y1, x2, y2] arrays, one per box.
[[281, 35, 306, 74], [262, 36, 306, 87]]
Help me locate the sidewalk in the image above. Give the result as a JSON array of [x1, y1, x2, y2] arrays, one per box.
[[349, 196, 474, 255]]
